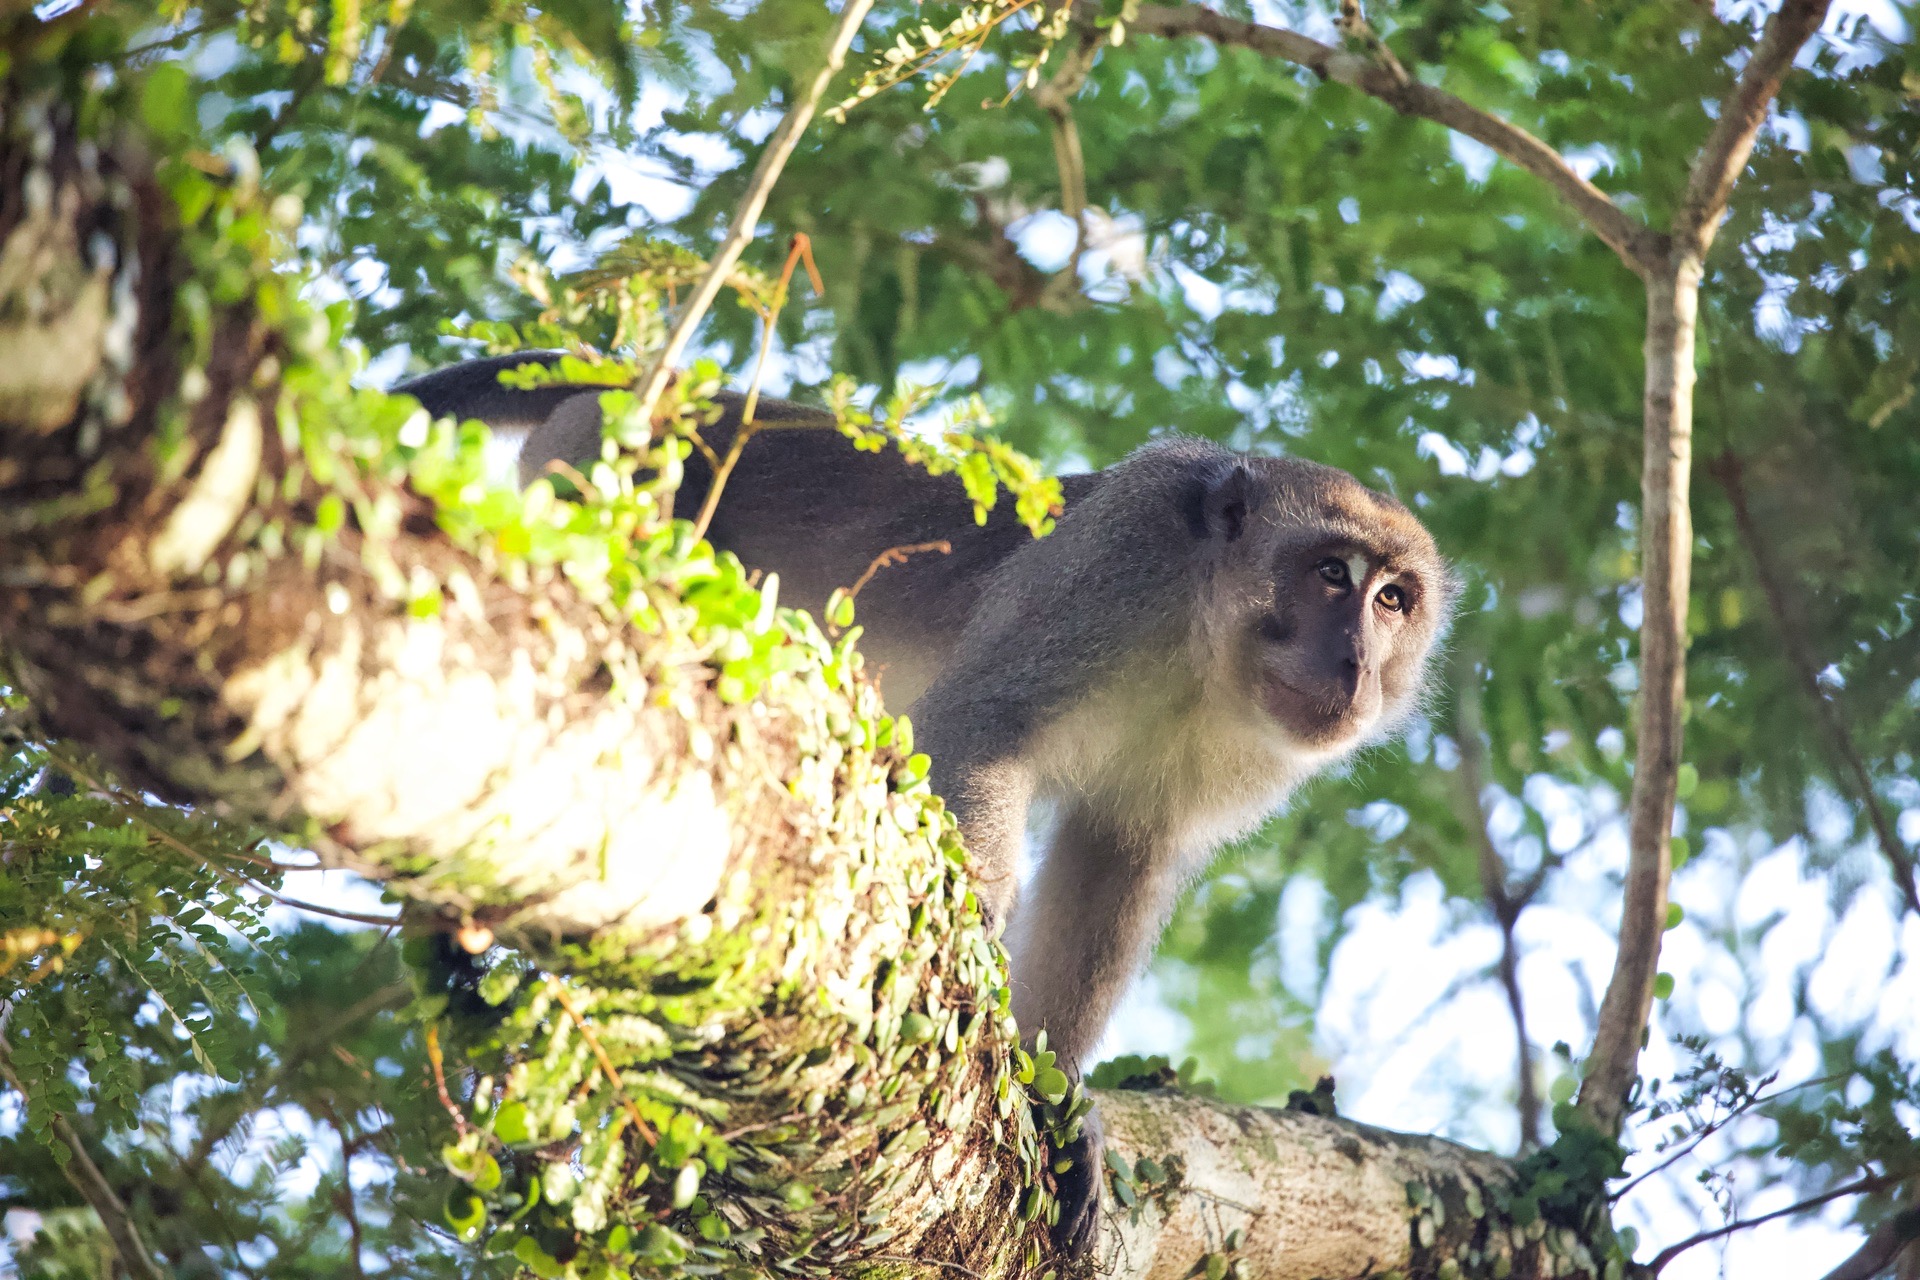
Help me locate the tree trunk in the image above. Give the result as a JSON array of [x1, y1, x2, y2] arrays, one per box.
[[1579, 260, 1698, 1134]]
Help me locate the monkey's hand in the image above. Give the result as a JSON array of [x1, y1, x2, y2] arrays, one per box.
[[1040, 1067, 1104, 1262]]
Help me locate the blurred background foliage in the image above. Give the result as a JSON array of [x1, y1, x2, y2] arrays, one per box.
[[4, 0, 1919, 1273]]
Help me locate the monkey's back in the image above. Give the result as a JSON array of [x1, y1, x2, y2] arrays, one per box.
[[396, 354, 1100, 708], [684, 407, 1101, 708]]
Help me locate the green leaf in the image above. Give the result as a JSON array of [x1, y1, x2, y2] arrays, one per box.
[[139, 63, 194, 143], [493, 1101, 534, 1145], [442, 1185, 486, 1241]]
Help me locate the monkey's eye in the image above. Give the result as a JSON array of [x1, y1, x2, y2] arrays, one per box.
[[1316, 558, 1350, 588], [1377, 583, 1407, 613]]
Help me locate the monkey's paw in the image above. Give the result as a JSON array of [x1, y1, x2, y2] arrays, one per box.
[[1047, 1095, 1105, 1262]]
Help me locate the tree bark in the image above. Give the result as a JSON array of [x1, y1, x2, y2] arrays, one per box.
[[1578, 260, 1696, 1135]]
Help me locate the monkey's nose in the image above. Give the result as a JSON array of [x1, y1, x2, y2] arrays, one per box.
[[1336, 655, 1366, 700]]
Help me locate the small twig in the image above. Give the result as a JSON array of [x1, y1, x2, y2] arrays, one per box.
[[423, 1025, 472, 1137], [122, 20, 210, 58], [690, 235, 826, 543], [845, 541, 952, 607], [1611, 1071, 1835, 1202], [1650, 1171, 1903, 1273], [628, 0, 878, 434], [549, 980, 658, 1143], [1448, 643, 1542, 1149], [538, 457, 602, 503], [716, 1109, 807, 1142], [0, 1035, 169, 1280], [869, 1256, 987, 1278], [739, 234, 824, 429]]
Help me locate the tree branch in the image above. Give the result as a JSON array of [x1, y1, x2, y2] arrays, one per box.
[[1708, 452, 1920, 917], [1578, 260, 1696, 1136], [1816, 1186, 1920, 1280], [1125, 3, 1663, 274], [0, 1031, 169, 1280], [1448, 645, 1544, 1150], [1675, 0, 1833, 255], [1650, 1170, 1905, 1274]]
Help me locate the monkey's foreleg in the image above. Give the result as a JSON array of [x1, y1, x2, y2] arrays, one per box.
[[1006, 807, 1187, 1261], [1005, 807, 1184, 1068], [918, 746, 1032, 933]]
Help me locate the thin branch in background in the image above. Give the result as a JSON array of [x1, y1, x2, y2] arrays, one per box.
[[1448, 644, 1544, 1150], [1708, 451, 1920, 917], [689, 233, 828, 543], [317, 1103, 371, 1280], [843, 540, 952, 608], [629, 0, 879, 434], [1816, 1184, 1920, 1280], [1610, 1071, 1838, 1203], [1030, 28, 1100, 284], [423, 1024, 474, 1139], [1674, 0, 1837, 256], [0, 1033, 169, 1280], [40, 746, 404, 929], [1123, 3, 1662, 273], [1578, 0, 1833, 1136], [1650, 1170, 1904, 1274], [178, 981, 412, 1182]]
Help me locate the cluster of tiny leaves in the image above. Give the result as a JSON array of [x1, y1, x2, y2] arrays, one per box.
[[0, 723, 273, 1148], [830, 0, 1135, 120]]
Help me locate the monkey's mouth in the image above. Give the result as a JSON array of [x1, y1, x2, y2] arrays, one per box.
[[1262, 677, 1376, 746]]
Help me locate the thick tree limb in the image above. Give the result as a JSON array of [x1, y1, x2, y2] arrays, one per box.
[[1096, 1089, 1542, 1279], [1126, 4, 1663, 274]]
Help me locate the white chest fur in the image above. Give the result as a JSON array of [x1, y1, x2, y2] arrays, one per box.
[[1025, 653, 1340, 856]]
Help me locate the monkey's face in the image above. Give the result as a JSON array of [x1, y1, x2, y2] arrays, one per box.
[[1228, 465, 1450, 752]]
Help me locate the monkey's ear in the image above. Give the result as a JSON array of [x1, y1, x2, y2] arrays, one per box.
[[1191, 460, 1254, 542]]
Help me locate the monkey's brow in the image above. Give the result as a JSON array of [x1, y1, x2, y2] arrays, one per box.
[[1288, 531, 1418, 569]]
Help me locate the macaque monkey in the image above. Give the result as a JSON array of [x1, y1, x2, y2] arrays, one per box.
[[395, 353, 1455, 1255]]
